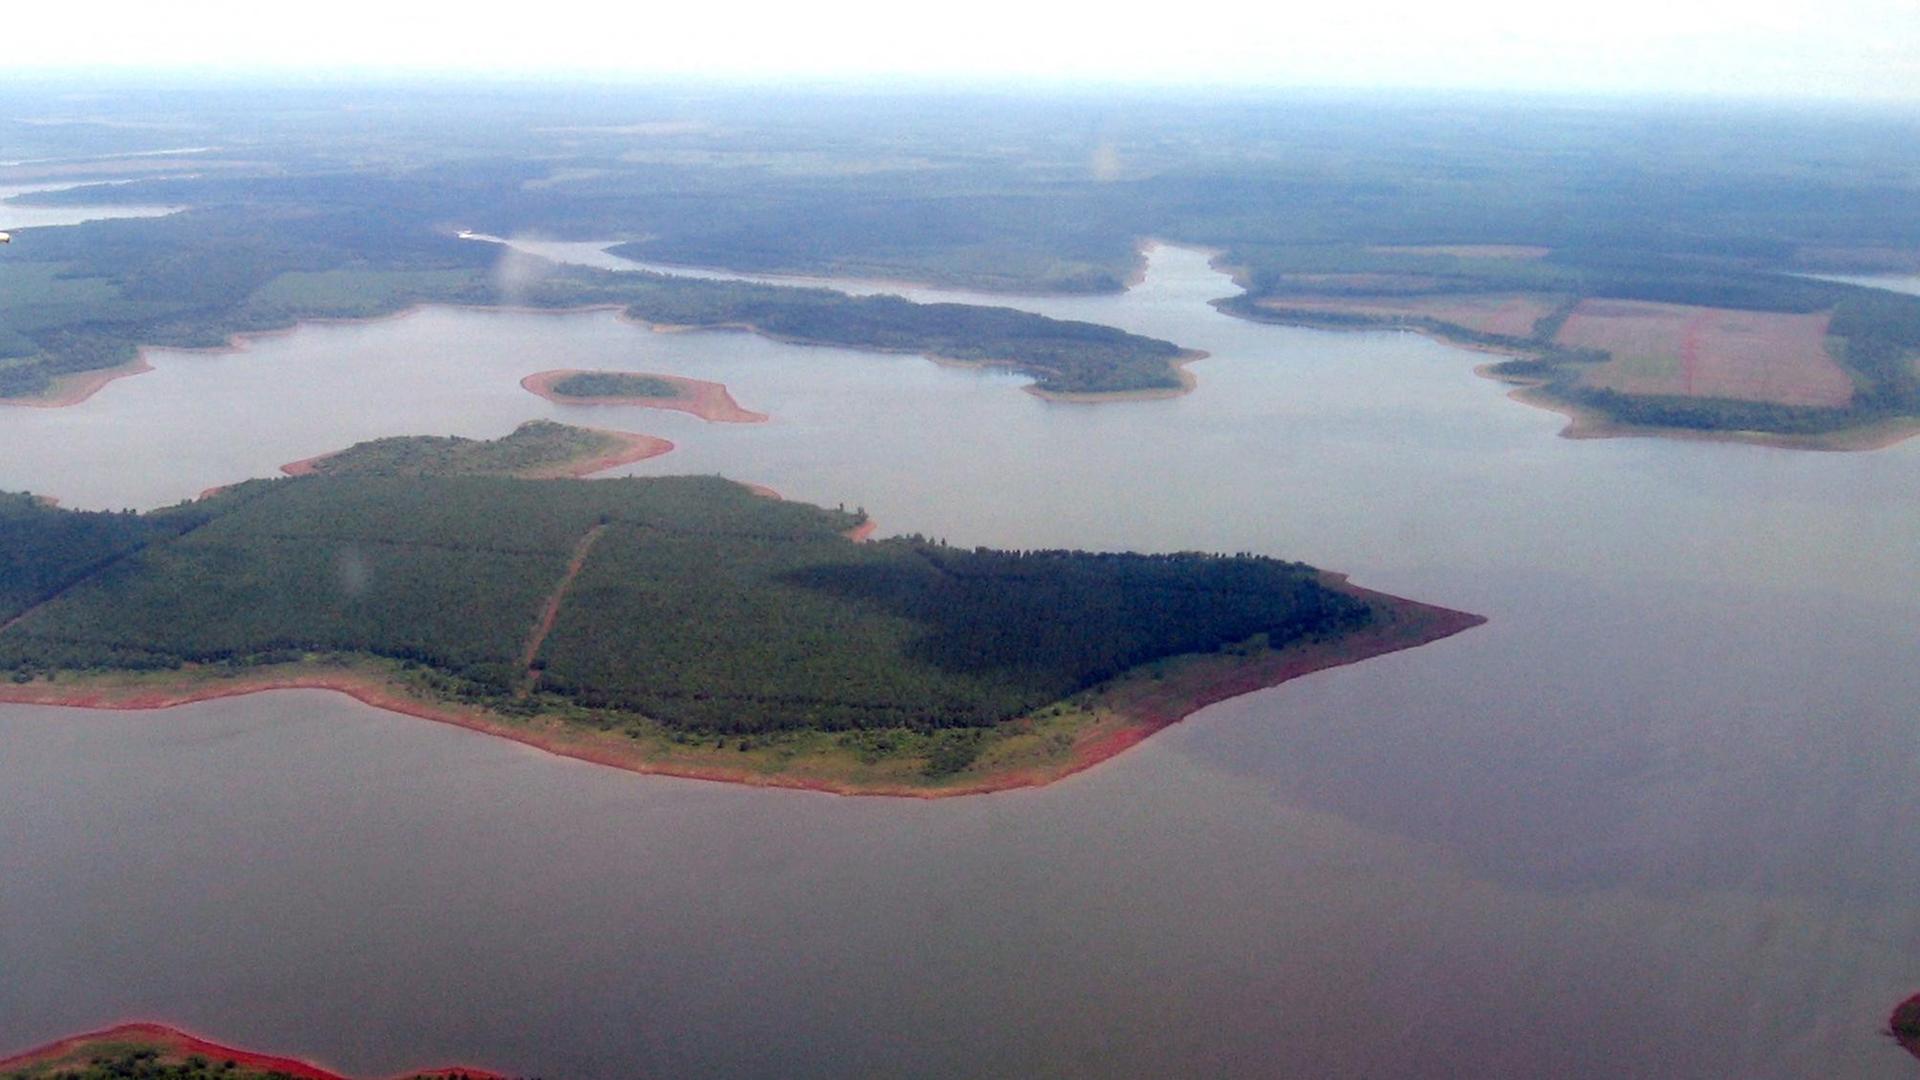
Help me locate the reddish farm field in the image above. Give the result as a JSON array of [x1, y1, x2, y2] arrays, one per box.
[[1554, 299, 1852, 407], [1258, 292, 1561, 339]]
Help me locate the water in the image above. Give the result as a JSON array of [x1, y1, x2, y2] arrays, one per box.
[[3, 246, 1917, 1078], [1805, 272, 1920, 299], [0, 180, 182, 232]]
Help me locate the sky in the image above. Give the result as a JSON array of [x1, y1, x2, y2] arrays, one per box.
[[6, 0, 1919, 102]]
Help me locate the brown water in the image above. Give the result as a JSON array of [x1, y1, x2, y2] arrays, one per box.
[[3, 245, 1918, 1078]]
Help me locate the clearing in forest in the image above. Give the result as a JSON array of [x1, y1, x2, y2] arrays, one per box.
[[1553, 299, 1852, 407]]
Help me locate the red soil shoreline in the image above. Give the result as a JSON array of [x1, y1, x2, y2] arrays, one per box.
[[0, 580, 1482, 800], [520, 368, 768, 423], [0, 1022, 504, 1080], [278, 428, 675, 480]]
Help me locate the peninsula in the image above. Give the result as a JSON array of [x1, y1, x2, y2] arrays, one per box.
[[1214, 247, 1920, 450], [0, 439, 1481, 795]]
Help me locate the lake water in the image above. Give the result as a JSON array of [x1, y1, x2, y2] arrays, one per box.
[[0, 180, 182, 232], [3, 245, 1918, 1078], [1805, 272, 1920, 299]]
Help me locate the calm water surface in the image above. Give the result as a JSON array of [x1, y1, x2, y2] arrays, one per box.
[[1808, 272, 1920, 298], [3, 246, 1918, 1078], [0, 179, 182, 231]]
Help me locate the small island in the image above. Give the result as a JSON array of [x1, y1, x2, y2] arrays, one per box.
[[0, 436, 1482, 795], [519, 369, 768, 422], [0, 1023, 505, 1080], [278, 420, 671, 480]]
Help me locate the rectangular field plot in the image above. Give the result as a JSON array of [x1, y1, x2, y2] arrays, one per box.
[[1555, 300, 1852, 407]]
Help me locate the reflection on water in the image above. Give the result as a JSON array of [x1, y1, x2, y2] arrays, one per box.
[[2, 246, 1918, 1078], [1803, 272, 1920, 299]]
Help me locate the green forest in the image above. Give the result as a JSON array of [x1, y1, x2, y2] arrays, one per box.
[[547, 372, 683, 399], [0, 472, 1369, 771], [293, 420, 627, 478], [0, 200, 1188, 400]]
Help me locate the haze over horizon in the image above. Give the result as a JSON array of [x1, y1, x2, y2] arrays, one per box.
[[5, 0, 1917, 104]]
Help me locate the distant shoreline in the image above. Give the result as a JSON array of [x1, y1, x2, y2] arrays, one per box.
[[0, 579, 1481, 799], [0, 298, 1200, 412], [1219, 301, 1918, 452]]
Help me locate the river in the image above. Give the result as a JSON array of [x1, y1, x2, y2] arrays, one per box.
[[2, 244, 1916, 1078]]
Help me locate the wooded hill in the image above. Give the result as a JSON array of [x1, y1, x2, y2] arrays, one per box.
[[292, 420, 630, 478]]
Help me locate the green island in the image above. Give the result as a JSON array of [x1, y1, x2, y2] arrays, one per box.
[[0, 1022, 509, 1080], [0, 440, 1478, 795], [281, 420, 666, 480], [545, 371, 683, 400]]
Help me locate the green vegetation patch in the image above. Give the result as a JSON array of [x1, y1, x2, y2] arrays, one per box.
[[548, 371, 683, 399], [0, 474, 1369, 752], [530, 270, 1190, 394], [0, 491, 206, 624], [543, 535, 1363, 733], [298, 420, 625, 477], [246, 267, 488, 318], [0, 198, 1190, 400]]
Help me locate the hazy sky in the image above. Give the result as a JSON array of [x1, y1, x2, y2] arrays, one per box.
[[8, 0, 1919, 102]]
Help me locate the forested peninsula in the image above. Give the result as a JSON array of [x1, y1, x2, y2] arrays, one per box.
[[0, 205, 1194, 406], [0, 441, 1479, 795]]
